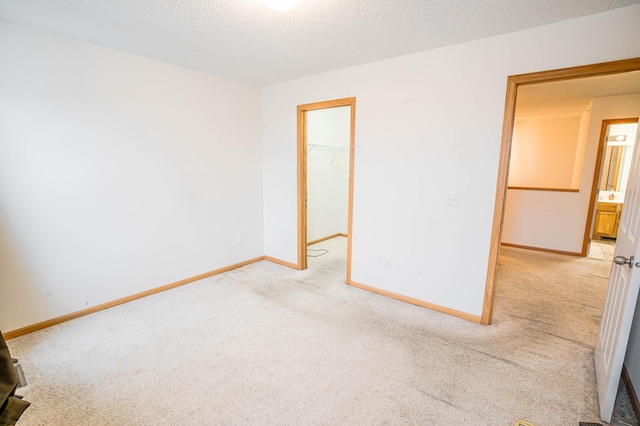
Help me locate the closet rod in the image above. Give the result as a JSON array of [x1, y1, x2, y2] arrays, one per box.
[[307, 144, 349, 154]]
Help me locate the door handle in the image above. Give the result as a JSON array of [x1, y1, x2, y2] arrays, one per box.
[[613, 255, 636, 268]]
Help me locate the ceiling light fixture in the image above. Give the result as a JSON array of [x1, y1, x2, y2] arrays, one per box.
[[261, 0, 300, 12]]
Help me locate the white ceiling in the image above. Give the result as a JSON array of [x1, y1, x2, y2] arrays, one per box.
[[0, 0, 638, 86], [516, 71, 640, 119]]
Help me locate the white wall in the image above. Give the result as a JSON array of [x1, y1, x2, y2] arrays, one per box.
[[503, 108, 589, 253], [306, 107, 350, 242], [503, 94, 640, 253], [572, 103, 593, 189], [261, 5, 640, 317], [307, 107, 351, 148], [508, 117, 582, 189], [0, 22, 264, 333]]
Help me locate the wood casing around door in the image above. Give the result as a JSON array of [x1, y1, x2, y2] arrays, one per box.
[[297, 97, 356, 281], [483, 57, 640, 326]]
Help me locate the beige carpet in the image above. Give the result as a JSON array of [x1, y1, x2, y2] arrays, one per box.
[[5, 238, 636, 425]]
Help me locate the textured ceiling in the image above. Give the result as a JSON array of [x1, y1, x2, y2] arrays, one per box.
[[516, 71, 640, 119], [0, 0, 638, 86]]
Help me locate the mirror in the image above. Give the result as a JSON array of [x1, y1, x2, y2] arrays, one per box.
[[599, 122, 638, 194], [600, 145, 628, 191]]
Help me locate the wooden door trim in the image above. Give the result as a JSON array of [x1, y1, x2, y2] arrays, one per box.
[[349, 280, 482, 323], [501, 242, 582, 257], [482, 57, 640, 326], [297, 97, 356, 279]]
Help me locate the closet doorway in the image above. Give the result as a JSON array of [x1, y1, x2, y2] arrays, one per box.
[[297, 97, 355, 282]]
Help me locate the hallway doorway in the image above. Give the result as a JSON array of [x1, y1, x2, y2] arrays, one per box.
[[483, 58, 640, 325]]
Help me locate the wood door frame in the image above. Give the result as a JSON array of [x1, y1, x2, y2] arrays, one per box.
[[482, 57, 640, 325], [587, 118, 639, 243], [297, 97, 356, 281]]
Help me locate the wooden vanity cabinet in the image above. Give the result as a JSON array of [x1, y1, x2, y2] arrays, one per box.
[[594, 202, 622, 239]]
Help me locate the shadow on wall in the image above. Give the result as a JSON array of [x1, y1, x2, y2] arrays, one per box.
[[0, 220, 51, 333]]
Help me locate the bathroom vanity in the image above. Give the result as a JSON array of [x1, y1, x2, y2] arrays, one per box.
[[594, 200, 623, 239]]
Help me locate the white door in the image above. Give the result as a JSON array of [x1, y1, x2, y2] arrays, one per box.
[[594, 127, 640, 423]]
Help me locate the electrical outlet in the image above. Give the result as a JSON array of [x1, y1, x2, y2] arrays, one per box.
[[445, 192, 459, 207], [385, 258, 392, 269], [238, 235, 244, 245]]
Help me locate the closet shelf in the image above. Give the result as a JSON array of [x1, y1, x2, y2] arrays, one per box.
[[307, 144, 349, 164]]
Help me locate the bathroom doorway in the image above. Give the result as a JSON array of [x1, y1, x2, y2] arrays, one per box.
[[588, 119, 639, 260]]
